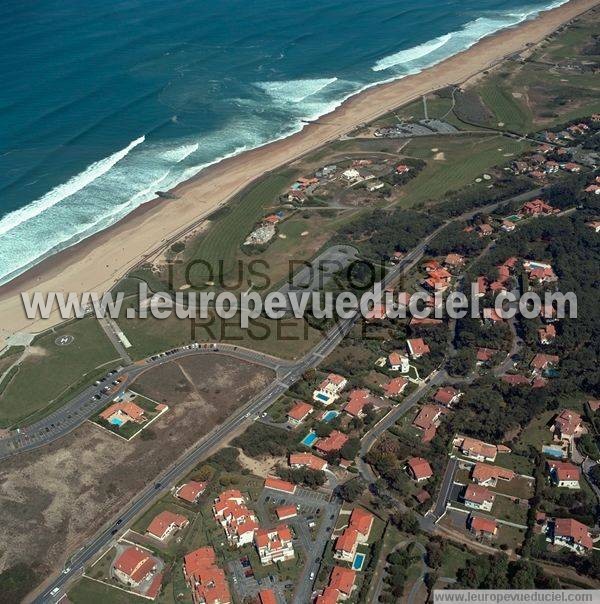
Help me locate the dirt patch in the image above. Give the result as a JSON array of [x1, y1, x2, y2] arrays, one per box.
[[236, 448, 282, 478], [433, 152, 446, 161], [0, 355, 273, 589]]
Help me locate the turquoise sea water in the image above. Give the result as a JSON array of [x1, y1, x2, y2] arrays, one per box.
[[0, 0, 567, 284]]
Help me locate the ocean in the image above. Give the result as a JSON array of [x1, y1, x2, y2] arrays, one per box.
[[0, 0, 567, 285]]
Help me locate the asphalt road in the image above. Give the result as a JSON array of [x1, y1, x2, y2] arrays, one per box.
[[29, 188, 544, 602], [0, 343, 293, 460]]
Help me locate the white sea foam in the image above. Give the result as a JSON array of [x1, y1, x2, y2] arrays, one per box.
[[371, 0, 569, 73], [256, 77, 338, 104], [0, 0, 571, 285], [160, 142, 199, 163], [372, 34, 452, 72], [0, 135, 145, 237]]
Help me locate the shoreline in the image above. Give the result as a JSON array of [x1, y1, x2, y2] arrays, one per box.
[[0, 0, 598, 343]]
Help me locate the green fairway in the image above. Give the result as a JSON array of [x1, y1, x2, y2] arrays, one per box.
[[478, 79, 533, 134], [0, 318, 119, 428], [400, 134, 531, 206], [180, 169, 298, 288]]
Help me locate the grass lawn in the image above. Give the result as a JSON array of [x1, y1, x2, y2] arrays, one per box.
[[177, 169, 298, 289], [131, 498, 193, 540], [495, 452, 535, 476], [0, 318, 119, 428], [439, 544, 473, 578], [115, 301, 322, 361], [491, 494, 529, 525], [69, 577, 146, 604], [400, 134, 531, 206], [478, 78, 533, 134], [495, 524, 526, 551], [519, 410, 556, 451]]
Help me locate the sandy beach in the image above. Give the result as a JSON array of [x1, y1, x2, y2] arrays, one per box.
[[0, 0, 597, 345]]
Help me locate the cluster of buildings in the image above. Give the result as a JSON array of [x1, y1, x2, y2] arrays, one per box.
[[212, 488, 295, 565], [244, 212, 285, 246], [333, 507, 375, 565]]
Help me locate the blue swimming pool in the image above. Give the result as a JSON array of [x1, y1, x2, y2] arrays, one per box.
[[110, 417, 124, 426], [542, 445, 565, 459], [352, 552, 366, 571], [321, 410, 339, 423], [315, 392, 330, 403], [301, 431, 318, 447]]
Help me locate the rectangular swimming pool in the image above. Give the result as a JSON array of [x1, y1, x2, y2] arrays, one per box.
[[301, 431, 318, 447], [352, 552, 366, 571], [315, 392, 330, 403]]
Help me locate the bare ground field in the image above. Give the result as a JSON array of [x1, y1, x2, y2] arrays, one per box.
[[0, 355, 273, 585]]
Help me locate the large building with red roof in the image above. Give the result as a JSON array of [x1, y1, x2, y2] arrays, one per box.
[[406, 457, 433, 482], [315, 430, 349, 455], [552, 518, 593, 554], [287, 401, 313, 425], [289, 452, 327, 471], [334, 507, 374, 563], [255, 525, 295, 565], [113, 546, 158, 588], [212, 490, 258, 547], [183, 546, 231, 604], [146, 510, 189, 541], [175, 480, 207, 504]]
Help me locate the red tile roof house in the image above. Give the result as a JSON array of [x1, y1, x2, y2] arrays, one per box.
[[364, 303, 388, 322], [547, 460, 580, 489], [313, 373, 348, 406], [213, 490, 259, 547], [452, 435, 507, 463], [264, 476, 297, 495], [183, 546, 231, 604], [551, 409, 583, 443], [255, 524, 295, 565], [286, 401, 314, 426], [463, 484, 495, 512], [289, 452, 328, 471], [99, 401, 146, 426], [406, 457, 433, 482], [343, 389, 380, 419], [384, 377, 409, 398], [413, 405, 446, 443], [530, 353, 559, 375], [476, 347, 497, 366], [478, 223, 493, 237], [538, 324, 556, 345], [469, 515, 498, 538], [388, 351, 409, 372], [321, 566, 357, 602], [551, 518, 593, 554], [520, 198, 556, 217], [407, 338, 430, 359], [113, 546, 158, 589], [444, 253, 465, 269], [334, 508, 375, 563], [276, 505, 298, 521], [471, 463, 515, 487], [175, 480, 207, 504], [315, 430, 349, 456], [259, 589, 278, 604], [147, 510, 189, 541], [433, 387, 462, 408]]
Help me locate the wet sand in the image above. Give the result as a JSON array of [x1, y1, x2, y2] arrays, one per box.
[[0, 0, 597, 345]]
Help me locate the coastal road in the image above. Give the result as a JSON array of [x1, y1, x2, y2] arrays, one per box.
[[27, 189, 546, 601]]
